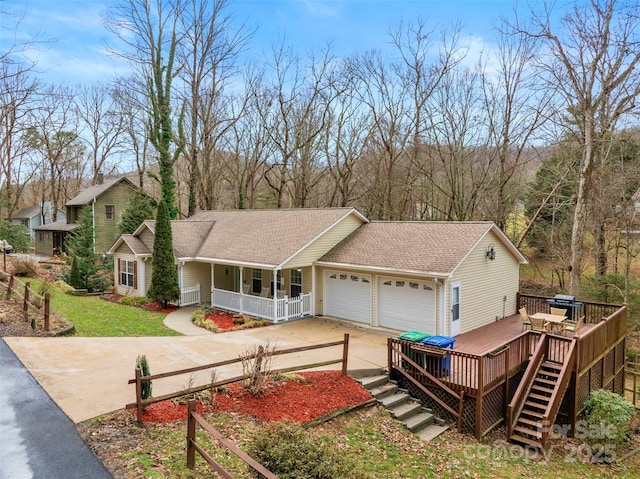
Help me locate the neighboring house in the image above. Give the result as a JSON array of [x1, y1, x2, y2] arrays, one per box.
[[34, 176, 139, 255], [12, 202, 66, 240], [109, 208, 527, 336]]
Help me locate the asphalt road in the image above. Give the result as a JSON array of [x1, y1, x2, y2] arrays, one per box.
[[0, 338, 113, 479]]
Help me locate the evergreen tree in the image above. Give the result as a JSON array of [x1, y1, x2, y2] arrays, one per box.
[[69, 256, 82, 289], [147, 200, 180, 307], [118, 189, 156, 235], [65, 206, 98, 287]]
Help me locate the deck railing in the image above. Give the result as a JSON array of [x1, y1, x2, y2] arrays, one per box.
[[211, 287, 312, 322], [180, 283, 201, 306], [518, 293, 620, 324]]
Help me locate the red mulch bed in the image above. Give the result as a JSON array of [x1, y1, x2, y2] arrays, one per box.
[[101, 293, 178, 315], [205, 309, 237, 331], [135, 371, 373, 424]]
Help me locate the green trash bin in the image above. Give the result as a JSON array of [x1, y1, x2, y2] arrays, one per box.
[[398, 331, 431, 368]]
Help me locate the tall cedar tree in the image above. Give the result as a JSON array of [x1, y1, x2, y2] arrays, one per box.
[[147, 199, 179, 307], [65, 206, 98, 288], [118, 189, 156, 235]]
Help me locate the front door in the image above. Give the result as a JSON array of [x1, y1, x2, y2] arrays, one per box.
[[450, 282, 461, 336]]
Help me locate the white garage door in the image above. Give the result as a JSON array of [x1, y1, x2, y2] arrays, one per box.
[[324, 271, 371, 324], [378, 277, 436, 333]]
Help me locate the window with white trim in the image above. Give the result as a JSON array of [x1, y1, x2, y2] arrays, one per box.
[[120, 259, 135, 287]]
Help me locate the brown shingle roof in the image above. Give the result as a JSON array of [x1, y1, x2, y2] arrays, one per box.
[[120, 235, 151, 256], [138, 208, 361, 266], [318, 221, 499, 276], [34, 220, 78, 232], [66, 177, 136, 206]]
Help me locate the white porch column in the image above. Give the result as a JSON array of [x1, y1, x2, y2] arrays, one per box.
[[239, 266, 245, 313], [211, 264, 215, 305], [273, 268, 278, 320], [311, 265, 316, 315]]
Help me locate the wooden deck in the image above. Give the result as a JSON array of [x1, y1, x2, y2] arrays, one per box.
[[453, 313, 593, 356]]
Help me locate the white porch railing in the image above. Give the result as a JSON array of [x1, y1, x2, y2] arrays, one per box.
[[180, 283, 201, 307], [211, 288, 313, 323]]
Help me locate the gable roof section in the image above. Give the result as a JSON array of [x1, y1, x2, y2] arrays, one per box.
[[189, 208, 365, 267], [66, 177, 136, 206], [119, 208, 366, 267], [317, 221, 526, 277], [13, 205, 42, 219], [119, 235, 152, 256]]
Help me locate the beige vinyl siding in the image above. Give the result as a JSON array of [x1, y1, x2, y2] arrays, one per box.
[[282, 213, 364, 269], [213, 264, 236, 291], [139, 228, 154, 248], [450, 233, 520, 335], [301, 267, 311, 294], [114, 252, 141, 296], [181, 262, 211, 303], [144, 259, 152, 295]]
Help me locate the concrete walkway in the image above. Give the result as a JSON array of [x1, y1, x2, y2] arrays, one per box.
[[4, 309, 393, 423], [0, 338, 113, 479]]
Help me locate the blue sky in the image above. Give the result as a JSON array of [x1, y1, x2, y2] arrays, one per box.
[[1, 0, 548, 85]]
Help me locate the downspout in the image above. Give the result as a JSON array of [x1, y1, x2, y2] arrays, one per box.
[[92, 197, 97, 254]]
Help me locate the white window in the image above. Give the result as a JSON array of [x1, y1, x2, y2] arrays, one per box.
[[120, 259, 135, 287]]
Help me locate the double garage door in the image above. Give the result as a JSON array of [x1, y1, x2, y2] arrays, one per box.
[[324, 270, 436, 333]]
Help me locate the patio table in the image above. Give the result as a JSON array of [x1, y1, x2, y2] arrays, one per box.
[[530, 312, 567, 334]]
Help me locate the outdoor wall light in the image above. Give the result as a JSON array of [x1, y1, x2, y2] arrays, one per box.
[[486, 244, 496, 261]]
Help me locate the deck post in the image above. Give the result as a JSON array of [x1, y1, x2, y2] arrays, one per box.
[[341, 333, 349, 375], [44, 293, 50, 331], [187, 399, 196, 468], [135, 367, 143, 425], [503, 347, 509, 417], [23, 281, 30, 318], [475, 356, 484, 439]]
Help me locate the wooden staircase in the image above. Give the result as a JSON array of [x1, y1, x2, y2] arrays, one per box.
[[509, 360, 562, 448], [507, 334, 576, 449], [358, 374, 449, 442]]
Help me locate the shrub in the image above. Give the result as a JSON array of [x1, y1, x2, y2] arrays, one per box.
[[136, 354, 152, 400], [583, 389, 635, 447], [246, 421, 359, 479], [120, 296, 151, 306], [12, 259, 38, 277]]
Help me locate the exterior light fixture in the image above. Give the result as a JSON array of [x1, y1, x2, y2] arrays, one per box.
[[486, 244, 496, 261]]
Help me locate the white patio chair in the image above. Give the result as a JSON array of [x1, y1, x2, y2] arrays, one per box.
[[260, 287, 270, 298]]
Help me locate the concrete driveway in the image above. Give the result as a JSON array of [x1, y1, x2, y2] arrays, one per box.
[[4, 310, 392, 423]]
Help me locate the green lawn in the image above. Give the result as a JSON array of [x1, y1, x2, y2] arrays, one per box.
[[28, 278, 181, 337]]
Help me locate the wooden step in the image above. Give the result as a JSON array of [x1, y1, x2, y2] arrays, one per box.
[[534, 377, 557, 387], [513, 425, 542, 439], [531, 384, 554, 394], [517, 417, 541, 428], [524, 400, 547, 411], [542, 361, 562, 370], [528, 392, 552, 403], [509, 433, 542, 449], [520, 408, 544, 419], [538, 370, 560, 378]]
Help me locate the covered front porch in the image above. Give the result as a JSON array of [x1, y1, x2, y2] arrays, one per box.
[[178, 261, 313, 323]]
